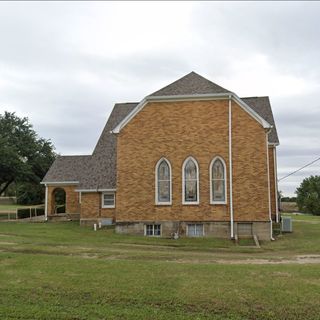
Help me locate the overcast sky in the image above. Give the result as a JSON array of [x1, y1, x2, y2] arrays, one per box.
[[1, 1, 319, 196]]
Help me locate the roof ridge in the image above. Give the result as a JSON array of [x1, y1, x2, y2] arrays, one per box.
[[149, 71, 230, 97]]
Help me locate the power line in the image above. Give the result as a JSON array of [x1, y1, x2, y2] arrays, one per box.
[[278, 156, 320, 182]]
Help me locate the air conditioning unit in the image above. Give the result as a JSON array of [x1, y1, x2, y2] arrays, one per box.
[[281, 216, 292, 233]]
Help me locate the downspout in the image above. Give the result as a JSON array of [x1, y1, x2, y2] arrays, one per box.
[[228, 95, 234, 239], [45, 184, 48, 221], [274, 147, 279, 223], [97, 185, 101, 218], [266, 130, 274, 240]]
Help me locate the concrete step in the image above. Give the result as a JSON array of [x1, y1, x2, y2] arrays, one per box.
[[48, 214, 71, 222]]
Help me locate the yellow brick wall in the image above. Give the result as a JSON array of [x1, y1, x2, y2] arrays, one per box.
[[232, 104, 270, 221], [268, 146, 277, 216], [115, 99, 270, 222], [80, 192, 115, 220]]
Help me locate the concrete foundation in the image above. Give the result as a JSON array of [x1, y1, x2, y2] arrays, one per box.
[[80, 218, 114, 227], [115, 221, 272, 240]]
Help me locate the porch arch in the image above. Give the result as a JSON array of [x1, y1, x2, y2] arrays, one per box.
[[51, 187, 66, 214]]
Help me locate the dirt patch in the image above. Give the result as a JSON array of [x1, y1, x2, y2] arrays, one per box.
[[214, 255, 320, 265], [113, 243, 179, 249]]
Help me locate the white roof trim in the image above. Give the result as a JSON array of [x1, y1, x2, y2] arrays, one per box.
[[112, 93, 272, 133], [231, 94, 271, 129], [75, 188, 116, 193], [41, 181, 79, 185]]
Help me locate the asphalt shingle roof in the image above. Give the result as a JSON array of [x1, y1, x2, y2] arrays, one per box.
[[43, 73, 279, 189], [42, 103, 137, 188], [42, 155, 91, 183], [150, 71, 231, 96], [241, 96, 279, 144], [78, 103, 138, 189]]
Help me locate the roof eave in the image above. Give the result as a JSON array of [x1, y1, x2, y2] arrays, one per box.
[[40, 181, 79, 186], [75, 188, 116, 193], [232, 94, 272, 129]]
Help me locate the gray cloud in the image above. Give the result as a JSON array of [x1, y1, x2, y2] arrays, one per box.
[[0, 2, 320, 196]]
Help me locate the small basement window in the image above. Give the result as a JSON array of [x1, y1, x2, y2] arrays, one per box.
[[187, 224, 204, 237], [145, 224, 161, 236], [102, 192, 115, 208]]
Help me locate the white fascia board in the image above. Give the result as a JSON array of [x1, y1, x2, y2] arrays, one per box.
[[231, 94, 272, 129], [268, 142, 280, 147], [75, 188, 116, 193], [112, 98, 148, 134], [147, 92, 230, 102], [112, 92, 272, 133], [40, 181, 79, 186]]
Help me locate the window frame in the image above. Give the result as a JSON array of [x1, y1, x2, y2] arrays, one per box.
[[210, 156, 227, 205], [155, 157, 172, 205], [186, 223, 204, 237], [144, 224, 162, 237], [101, 192, 116, 208], [182, 156, 200, 205]]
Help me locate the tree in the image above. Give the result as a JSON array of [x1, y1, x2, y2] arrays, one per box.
[[296, 175, 320, 215], [0, 111, 56, 204]]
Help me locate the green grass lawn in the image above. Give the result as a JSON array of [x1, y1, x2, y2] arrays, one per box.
[[0, 215, 319, 319]]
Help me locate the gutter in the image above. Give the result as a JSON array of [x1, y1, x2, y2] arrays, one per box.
[[229, 95, 234, 239], [274, 147, 279, 223], [75, 188, 116, 193], [40, 181, 79, 185], [266, 128, 274, 240]]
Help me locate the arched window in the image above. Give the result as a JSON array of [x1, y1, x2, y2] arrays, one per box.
[[210, 157, 227, 204], [155, 158, 172, 205], [182, 157, 199, 204]]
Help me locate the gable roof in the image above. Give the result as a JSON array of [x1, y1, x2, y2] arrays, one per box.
[[42, 73, 279, 190], [42, 155, 91, 184], [241, 96, 279, 145], [112, 72, 271, 133], [150, 71, 231, 96], [42, 103, 137, 188], [78, 103, 137, 190]]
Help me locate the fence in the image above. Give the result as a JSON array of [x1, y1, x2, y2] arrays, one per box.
[[0, 206, 45, 221]]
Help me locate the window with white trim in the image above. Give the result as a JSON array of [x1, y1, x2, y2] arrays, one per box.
[[155, 158, 171, 204], [183, 157, 199, 204], [187, 224, 204, 237], [145, 224, 161, 236], [102, 192, 115, 208], [210, 157, 226, 204]]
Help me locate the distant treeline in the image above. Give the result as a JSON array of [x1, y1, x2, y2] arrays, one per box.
[[281, 197, 297, 203]]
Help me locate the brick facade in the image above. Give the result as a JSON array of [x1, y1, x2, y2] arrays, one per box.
[[45, 98, 277, 240], [268, 146, 278, 219], [116, 99, 270, 224], [80, 192, 115, 221]]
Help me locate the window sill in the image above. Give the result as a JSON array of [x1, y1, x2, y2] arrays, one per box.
[[210, 202, 227, 205], [182, 202, 200, 206], [102, 206, 115, 209], [155, 203, 172, 206]]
